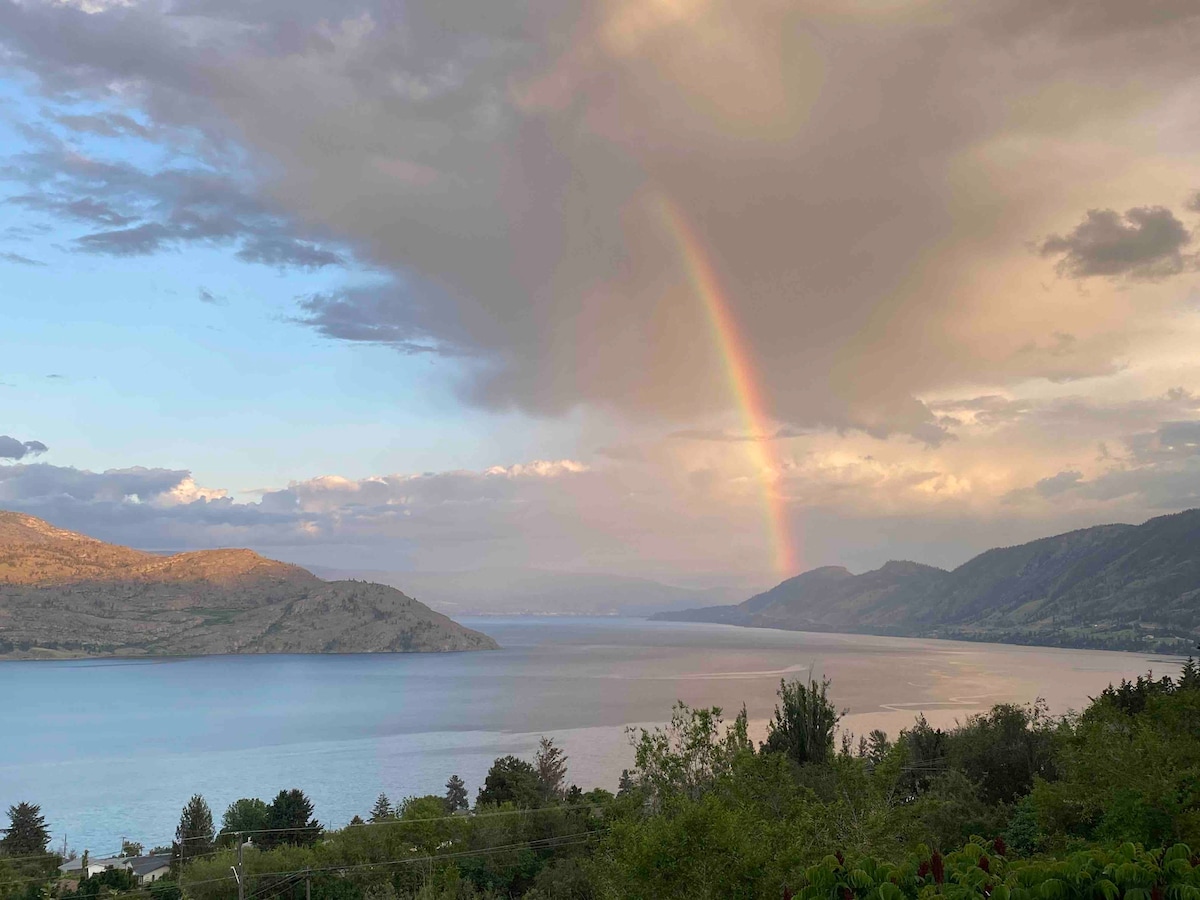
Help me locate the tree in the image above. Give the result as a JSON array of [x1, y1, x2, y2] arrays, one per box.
[[444, 775, 468, 813], [944, 701, 1057, 805], [629, 702, 752, 804], [535, 737, 569, 800], [172, 795, 214, 870], [369, 793, 392, 822], [120, 840, 144, 858], [762, 677, 840, 767], [218, 798, 269, 845], [1, 803, 51, 857], [476, 756, 545, 808], [260, 789, 321, 848], [1180, 656, 1200, 691]]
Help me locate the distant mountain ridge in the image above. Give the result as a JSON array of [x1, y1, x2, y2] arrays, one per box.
[[0, 511, 497, 658], [308, 566, 747, 617], [655, 509, 1200, 653]]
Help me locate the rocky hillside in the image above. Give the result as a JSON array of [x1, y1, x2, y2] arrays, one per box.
[[0, 511, 497, 658], [657, 509, 1200, 653]]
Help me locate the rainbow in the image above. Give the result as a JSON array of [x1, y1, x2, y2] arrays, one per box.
[[653, 193, 798, 577]]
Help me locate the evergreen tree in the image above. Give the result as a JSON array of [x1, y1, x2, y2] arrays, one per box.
[[535, 737, 569, 800], [444, 776, 468, 813], [616, 769, 635, 796], [1180, 656, 1200, 691], [762, 677, 841, 767], [172, 795, 214, 871], [369, 793, 392, 822], [1, 803, 51, 856], [476, 757, 544, 808], [260, 790, 321, 848]]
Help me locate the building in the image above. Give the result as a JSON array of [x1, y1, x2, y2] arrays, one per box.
[[58, 856, 122, 878], [126, 855, 172, 885], [58, 854, 171, 884]]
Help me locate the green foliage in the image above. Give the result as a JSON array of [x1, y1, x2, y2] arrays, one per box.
[[221, 798, 270, 841], [0, 806, 57, 900], [1, 803, 50, 857], [444, 777, 468, 814], [763, 677, 841, 767], [370, 794, 393, 823], [173, 794, 215, 869], [627, 701, 752, 803], [792, 840, 1200, 900], [534, 738, 568, 801], [476, 757, 544, 809], [260, 790, 322, 849], [64, 867, 135, 900], [1030, 674, 1200, 849], [942, 702, 1058, 805]]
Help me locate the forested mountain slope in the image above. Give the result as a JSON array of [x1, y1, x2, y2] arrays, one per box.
[[657, 509, 1200, 652]]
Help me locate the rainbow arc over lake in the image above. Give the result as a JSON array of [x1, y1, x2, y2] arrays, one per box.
[[654, 193, 798, 577]]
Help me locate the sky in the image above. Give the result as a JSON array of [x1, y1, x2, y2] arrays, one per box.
[[3, 0, 1200, 589]]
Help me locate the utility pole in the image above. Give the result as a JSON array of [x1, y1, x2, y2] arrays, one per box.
[[305, 868, 311, 900], [231, 833, 245, 900]]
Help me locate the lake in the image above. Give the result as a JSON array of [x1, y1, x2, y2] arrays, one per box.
[[0, 617, 1176, 854]]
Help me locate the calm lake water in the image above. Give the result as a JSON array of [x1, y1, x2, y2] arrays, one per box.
[[0, 617, 1177, 854]]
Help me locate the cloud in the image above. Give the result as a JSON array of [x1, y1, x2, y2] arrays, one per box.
[[235, 236, 342, 269], [198, 287, 226, 305], [294, 283, 460, 355], [1125, 420, 1200, 463], [1035, 469, 1083, 497], [74, 222, 171, 255], [0, 251, 45, 266], [3, 0, 1200, 479], [1039, 207, 1193, 280], [0, 437, 49, 461], [7, 0, 1195, 439], [4, 142, 346, 269], [9, 192, 136, 227], [54, 112, 150, 139]]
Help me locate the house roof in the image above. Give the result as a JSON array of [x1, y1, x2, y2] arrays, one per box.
[[59, 856, 121, 873], [127, 855, 172, 877]]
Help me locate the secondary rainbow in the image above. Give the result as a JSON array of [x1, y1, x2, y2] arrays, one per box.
[[653, 193, 798, 577]]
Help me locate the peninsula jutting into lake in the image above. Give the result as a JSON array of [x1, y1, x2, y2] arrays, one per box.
[[0, 511, 496, 658]]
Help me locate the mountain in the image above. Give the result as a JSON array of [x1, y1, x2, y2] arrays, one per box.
[[0, 511, 497, 658], [307, 566, 748, 617], [655, 509, 1200, 653]]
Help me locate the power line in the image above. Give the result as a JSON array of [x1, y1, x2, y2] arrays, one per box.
[[231, 829, 603, 882]]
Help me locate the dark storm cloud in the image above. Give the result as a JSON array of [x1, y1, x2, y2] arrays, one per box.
[[0, 436, 48, 461], [1, 0, 1200, 442], [1039, 207, 1192, 280]]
